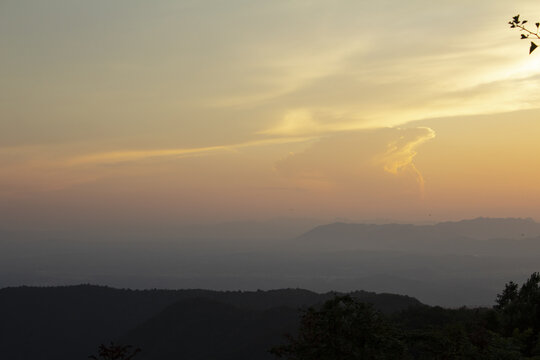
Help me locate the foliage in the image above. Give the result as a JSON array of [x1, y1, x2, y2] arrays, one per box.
[[272, 274, 540, 359], [495, 272, 540, 357], [509, 14, 540, 54], [0, 285, 417, 360], [271, 295, 405, 359], [89, 342, 141, 360]]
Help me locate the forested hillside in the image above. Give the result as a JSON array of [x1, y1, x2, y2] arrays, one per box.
[[0, 285, 419, 360]]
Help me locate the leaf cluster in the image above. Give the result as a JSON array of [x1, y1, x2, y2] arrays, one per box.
[[509, 14, 540, 54]]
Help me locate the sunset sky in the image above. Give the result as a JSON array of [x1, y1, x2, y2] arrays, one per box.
[[2, 0, 540, 233]]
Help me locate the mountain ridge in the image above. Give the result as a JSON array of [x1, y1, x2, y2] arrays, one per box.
[[0, 284, 421, 360], [297, 217, 540, 255]]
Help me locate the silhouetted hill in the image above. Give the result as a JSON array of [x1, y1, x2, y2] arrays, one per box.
[[298, 217, 540, 255], [0, 285, 421, 360], [0, 285, 182, 360], [123, 298, 300, 360]]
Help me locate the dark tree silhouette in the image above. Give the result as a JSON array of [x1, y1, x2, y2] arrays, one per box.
[[89, 342, 141, 360], [270, 295, 404, 359], [495, 272, 540, 332], [493, 272, 540, 357], [495, 281, 518, 310], [509, 14, 540, 54]]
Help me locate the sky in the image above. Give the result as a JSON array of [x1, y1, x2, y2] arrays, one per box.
[[2, 0, 540, 233]]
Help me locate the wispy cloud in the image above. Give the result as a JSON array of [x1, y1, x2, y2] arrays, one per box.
[[275, 127, 435, 198], [63, 136, 315, 166], [376, 127, 436, 198]]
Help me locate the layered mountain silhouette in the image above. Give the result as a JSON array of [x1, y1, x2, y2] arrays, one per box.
[[0, 285, 420, 360], [1, 217, 539, 309], [2, 218, 540, 358]]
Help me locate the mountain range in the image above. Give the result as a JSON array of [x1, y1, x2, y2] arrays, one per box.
[[0, 285, 420, 360]]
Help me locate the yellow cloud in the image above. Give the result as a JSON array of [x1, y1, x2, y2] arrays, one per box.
[[376, 127, 436, 197], [259, 109, 321, 136], [275, 127, 435, 198], [259, 108, 371, 136]]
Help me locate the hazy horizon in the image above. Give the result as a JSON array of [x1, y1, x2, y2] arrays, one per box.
[[2, 216, 540, 308]]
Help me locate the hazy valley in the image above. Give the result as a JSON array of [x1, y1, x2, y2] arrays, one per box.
[[2, 217, 539, 307]]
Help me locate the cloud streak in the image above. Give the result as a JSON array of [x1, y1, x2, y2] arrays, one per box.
[[63, 136, 315, 166]]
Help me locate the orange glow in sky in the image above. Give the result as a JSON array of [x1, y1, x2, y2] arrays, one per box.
[[2, 0, 540, 231]]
